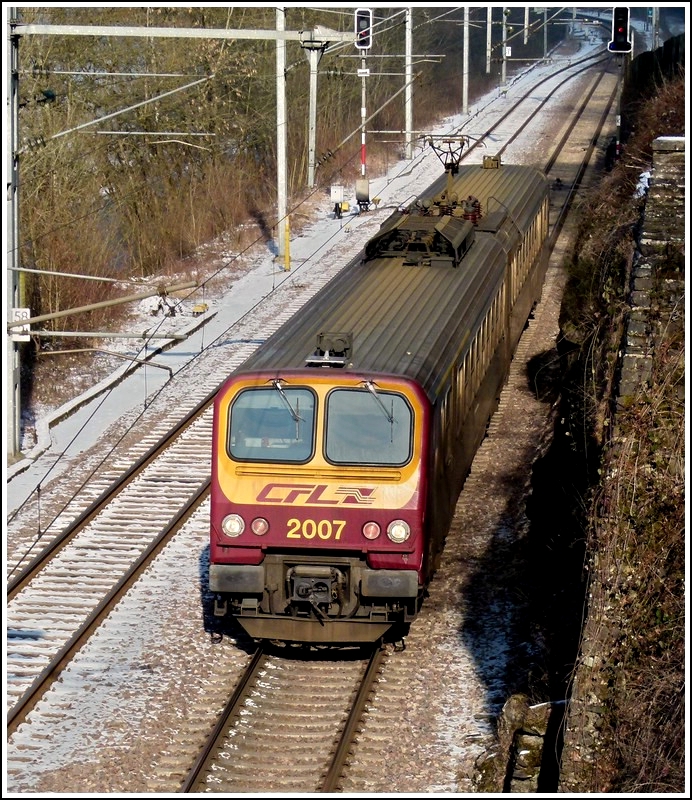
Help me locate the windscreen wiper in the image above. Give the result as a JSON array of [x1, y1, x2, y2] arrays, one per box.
[[362, 380, 395, 425], [271, 379, 303, 423]]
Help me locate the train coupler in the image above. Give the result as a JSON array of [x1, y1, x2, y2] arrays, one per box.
[[309, 600, 330, 625]]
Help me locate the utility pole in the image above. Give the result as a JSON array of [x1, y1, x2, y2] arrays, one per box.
[[501, 8, 507, 88], [652, 7, 660, 50], [462, 6, 469, 116], [355, 8, 372, 211], [486, 8, 492, 74], [7, 8, 23, 457], [405, 7, 413, 159], [360, 62, 367, 178], [5, 15, 356, 457], [276, 9, 287, 262], [301, 26, 342, 189]]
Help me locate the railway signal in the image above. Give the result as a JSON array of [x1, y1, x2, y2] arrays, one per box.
[[608, 7, 632, 53], [355, 8, 373, 50]]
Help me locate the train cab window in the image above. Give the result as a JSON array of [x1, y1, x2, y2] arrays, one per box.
[[325, 388, 412, 465], [228, 386, 316, 462]]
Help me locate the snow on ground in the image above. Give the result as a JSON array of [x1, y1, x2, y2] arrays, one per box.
[[5, 23, 609, 515]]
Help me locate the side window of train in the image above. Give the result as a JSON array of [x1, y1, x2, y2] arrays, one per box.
[[524, 235, 530, 279], [512, 255, 521, 305], [529, 222, 533, 259], [433, 413, 444, 478], [456, 359, 466, 427], [531, 221, 536, 259], [482, 317, 489, 370], [526, 225, 534, 261], [492, 292, 500, 349], [523, 238, 528, 274], [472, 336, 479, 393], [441, 392, 454, 467], [464, 351, 472, 411], [478, 329, 485, 381]]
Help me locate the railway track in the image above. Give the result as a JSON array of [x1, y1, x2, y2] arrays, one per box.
[[180, 644, 384, 793], [5, 212, 389, 732], [6, 49, 620, 792]]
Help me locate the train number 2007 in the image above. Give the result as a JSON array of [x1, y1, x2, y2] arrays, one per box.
[[286, 518, 346, 540]]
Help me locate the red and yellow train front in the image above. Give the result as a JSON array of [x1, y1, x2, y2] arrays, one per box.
[[209, 370, 430, 643]]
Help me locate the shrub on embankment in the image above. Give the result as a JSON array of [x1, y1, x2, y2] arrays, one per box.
[[556, 64, 685, 792]]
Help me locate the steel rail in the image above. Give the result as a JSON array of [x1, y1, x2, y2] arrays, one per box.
[[320, 646, 385, 792], [6, 480, 210, 735], [6, 54, 612, 756]]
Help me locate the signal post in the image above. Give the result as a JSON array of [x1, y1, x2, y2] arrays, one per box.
[[355, 8, 372, 212], [607, 7, 632, 166]]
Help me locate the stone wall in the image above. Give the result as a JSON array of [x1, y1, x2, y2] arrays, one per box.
[[616, 135, 685, 403], [558, 135, 685, 791]]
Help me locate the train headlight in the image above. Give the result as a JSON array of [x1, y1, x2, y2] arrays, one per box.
[[362, 521, 381, 540], [251, 517, 270, 536], [386, 520, 411, 544], [221, 514, 245, 538]]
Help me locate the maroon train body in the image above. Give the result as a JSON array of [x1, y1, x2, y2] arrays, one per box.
[[209, 159, 550, 646]]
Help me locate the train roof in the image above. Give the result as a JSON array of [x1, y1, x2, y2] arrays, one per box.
[[235, 163, 549, 403], [416, 162, 547, 229]]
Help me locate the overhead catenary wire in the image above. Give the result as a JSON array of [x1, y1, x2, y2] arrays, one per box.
[[7, 8, 591, 516], [11, 5, 473, 264]]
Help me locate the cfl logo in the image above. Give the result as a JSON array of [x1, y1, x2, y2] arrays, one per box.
[[256, 483, 376, 505]]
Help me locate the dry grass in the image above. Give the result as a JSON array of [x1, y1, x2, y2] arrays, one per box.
[[558, 68, 685, 792]]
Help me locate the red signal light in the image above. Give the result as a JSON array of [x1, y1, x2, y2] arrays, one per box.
[[355, 8, 373, 50], [609, 7, 632, 53]]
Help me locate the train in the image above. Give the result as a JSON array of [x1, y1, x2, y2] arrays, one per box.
[[209, 149, 550, 646]]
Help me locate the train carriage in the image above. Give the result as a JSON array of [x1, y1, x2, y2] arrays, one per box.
[[209, 160, 550, 645]]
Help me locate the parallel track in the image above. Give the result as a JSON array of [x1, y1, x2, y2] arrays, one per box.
[[6, 54, 619, 788]]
